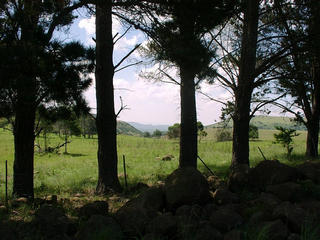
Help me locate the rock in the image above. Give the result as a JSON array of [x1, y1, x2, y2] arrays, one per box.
[[207, 175, 226, 191], [11, 197, 29, 207], [74, 193, 85, 198], [164, 167, 210, 210], [272, 202, 308, 233], [34, 204, 71, 238], [228, 164, 250, 192], [210, 208, 243, 233], [76, 215, 123, 240], [249, 160, 298, 189], [297, 161, 320, 183], [254, 192, 281, 208], [175, 205, 204, 235], [47, 195, 58, 205], [142, 233, 164, 240], [116, 205, 156, 237], [146, 213, 177, 238], [161, 155, 174, 161], [211, 188, 240, 205], [193, 224, 223, 240], [248, 211, 272, 225], [175, 204, 202, 218], [299, 179, 320, 200], [134, 186, 165, 211], [299, 200, 320, 218], [33, 197, 46, 207], [0, 220, 19, 240], [202, 203, 218, 219], [0, 205, 8, 215], [266, 182, 303, 201], [224, 229, 242, 240], [287, 233, 301, 240], [130, 182, 149, 192], [78, 201, 108, 219], [115, 187, 164, 237], [259, 219, 289, 240]]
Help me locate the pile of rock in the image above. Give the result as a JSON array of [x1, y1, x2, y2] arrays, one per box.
[[102, 160, 320, 240], [2, 160, 320, 240]]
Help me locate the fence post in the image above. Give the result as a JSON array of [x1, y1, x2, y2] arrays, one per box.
[[123, 155, 128, 189], [5, 160, 8, 207]]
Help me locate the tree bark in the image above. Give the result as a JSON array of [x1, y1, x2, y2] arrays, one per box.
[[13, 89, 36, 198], [305, 0, 320, 158], [95, 1, 122, 193], [231, 0, 259, 168], [306, 120, 319, 157], [179, 67, 198, 168], [12, 1, 38, 198]]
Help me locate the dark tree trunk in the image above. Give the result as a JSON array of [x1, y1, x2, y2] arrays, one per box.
[[232, 93, 251, 166], [12, 1, 38, 198], [13, 87, 36, 198], [179, 67, 198, 168], [305, 0, 320, 158], [231, 0, 259, 168], [95, 1, 122, 193], [306, 120, 319, 157]]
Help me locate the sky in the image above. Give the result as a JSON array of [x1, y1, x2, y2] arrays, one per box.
[[54, 11, 232, 126]]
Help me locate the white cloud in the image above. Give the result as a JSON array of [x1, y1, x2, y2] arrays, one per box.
[[78, 16, 95, 35], [78, 16, 124, 46]]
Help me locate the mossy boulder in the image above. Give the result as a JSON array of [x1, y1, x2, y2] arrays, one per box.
[[164, 167, 210, 210]]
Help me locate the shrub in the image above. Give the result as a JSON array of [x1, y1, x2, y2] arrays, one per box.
[[216, 128, 232, 142]]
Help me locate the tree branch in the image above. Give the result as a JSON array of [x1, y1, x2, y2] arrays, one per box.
[[115, 61, 143, 73], [116, 96, 129, 118], [113, 26, 131, 45], [114, 43, 141, 70], [158, 68, 180, 85]]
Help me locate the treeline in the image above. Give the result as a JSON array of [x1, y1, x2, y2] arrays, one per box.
[[0, 0, 319, 197]]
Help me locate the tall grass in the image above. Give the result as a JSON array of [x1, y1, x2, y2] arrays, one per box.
[[0, 127, 314, 199]]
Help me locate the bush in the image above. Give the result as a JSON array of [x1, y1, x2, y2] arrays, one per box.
[[152, 129, 162, 138], [215, 128, 232, 142], [249, 124, 259, 140], [143, 132, 151, 138], [273, 126, 299, 157]]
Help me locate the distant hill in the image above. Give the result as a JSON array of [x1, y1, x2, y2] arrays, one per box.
[[207, 115, 306, 130], [117, 121, 142, 136], [128, 122, 170, 133]]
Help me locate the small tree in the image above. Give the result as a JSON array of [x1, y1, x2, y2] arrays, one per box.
[[168, 123, 181, 139], [197, 121, 207, 142], [249, 124, 259, 140], [143, 132, 151, 138], [273, 126, 299, 157], [216, 128, 232, 142], [152, 129, 162, 138]]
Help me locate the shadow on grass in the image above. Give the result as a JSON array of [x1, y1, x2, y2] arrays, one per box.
[[34, 177, 97, 196], [62, 153, 87, 157], [198, 163, 230, 179]]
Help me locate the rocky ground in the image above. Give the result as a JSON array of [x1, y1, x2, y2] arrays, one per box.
[[1, 160, 320, 240]]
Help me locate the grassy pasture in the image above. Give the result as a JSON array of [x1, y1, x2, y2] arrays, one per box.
[[0, 127, 314, 201]]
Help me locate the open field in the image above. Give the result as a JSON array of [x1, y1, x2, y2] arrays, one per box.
[[0, 128, 315, 200]]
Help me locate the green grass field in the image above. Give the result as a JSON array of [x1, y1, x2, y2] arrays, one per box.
[[0, 127, 315, 200]]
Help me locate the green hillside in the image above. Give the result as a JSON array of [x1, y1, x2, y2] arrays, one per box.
[[117, 121, 142, 136], [207, 115, 306, 130]]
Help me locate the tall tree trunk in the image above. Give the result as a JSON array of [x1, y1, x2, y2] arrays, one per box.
[[306, 0, 320, 158], [232, 93, 251, 166], [306, 120, 319, 157], [179, 67, 198, 168], [13, 1, 38, 198], [13, 86, 36, 198], [231, 0, 259, 168], [95, 1, 122, 193]]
